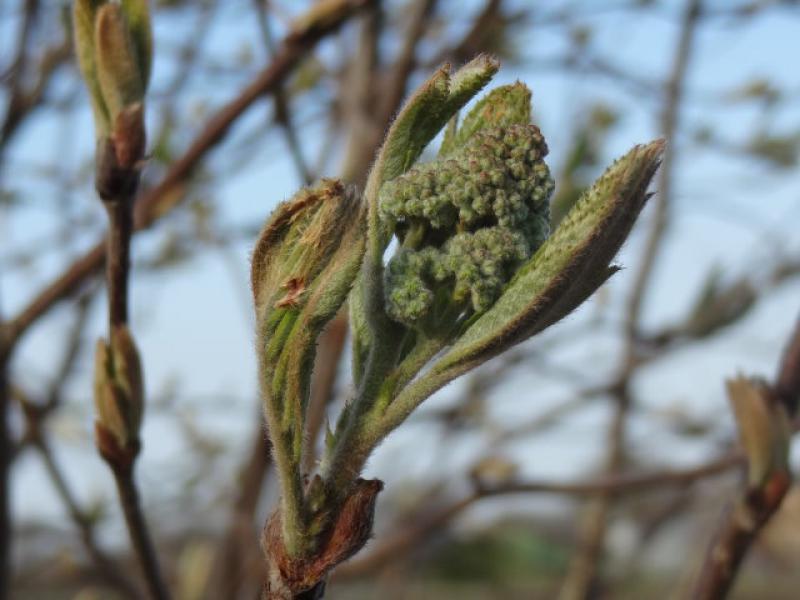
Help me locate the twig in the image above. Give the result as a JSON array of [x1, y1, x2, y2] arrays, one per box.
[[624, 0, 703, 346], [105, 199, 134, 329], [377, 0, 437, 125], [0, 322, 9, 600], [252, 0, 313, 185], [5, 0, 376, 351], [112, 466, 167, 600], [0, 3, 43, 594], [775, 316, 800, 414], [97, 168, 171, 600]]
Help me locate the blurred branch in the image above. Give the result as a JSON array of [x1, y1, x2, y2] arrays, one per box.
[[337, 452, 743, 580], [253, 0, 313, 185], [4, 0, 377, 351], [1, 3, 43, 595], [561, 2, 703, 598], [377, 0, 437, 125], [775, 316, 800, 415]]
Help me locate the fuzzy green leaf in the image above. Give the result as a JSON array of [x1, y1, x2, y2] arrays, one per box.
[[437, 139, 664, 373], [252, 180, 365, 554], [440, 82, 532, 155]]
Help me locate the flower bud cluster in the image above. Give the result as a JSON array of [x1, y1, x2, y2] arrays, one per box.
[[380, 124, 554, 328]]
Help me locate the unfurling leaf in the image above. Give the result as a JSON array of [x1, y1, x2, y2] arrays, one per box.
[[366, 54, 500, 252], [95, 3, 144, 119], [377, 140, 664, 435], [252, 179, 365, 476]]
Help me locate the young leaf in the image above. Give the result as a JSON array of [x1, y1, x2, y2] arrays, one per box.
[[252, 179, 365, 555], [365, 54, 500, 254]]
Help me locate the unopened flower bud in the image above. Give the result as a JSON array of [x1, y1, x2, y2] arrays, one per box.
[[93, 325, 144, 464], [380, 124, 553, 329]]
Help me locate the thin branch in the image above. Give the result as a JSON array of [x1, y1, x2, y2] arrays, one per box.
[[624, 0, 703, 349], [253, 0, 313, 185], [775, 316, 800, 414], [112, 466, 168, 600], [0, 3, 42, 594], [104, 199, 134, 329], [376, 0, 437, 125], [212, 415, 272, 599]]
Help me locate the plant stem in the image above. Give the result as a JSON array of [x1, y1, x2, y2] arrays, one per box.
[[112, 465, 169, 600], [105, 198, 133, 329]]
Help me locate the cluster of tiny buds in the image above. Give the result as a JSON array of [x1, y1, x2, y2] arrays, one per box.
[[381, 124, 555, 328]]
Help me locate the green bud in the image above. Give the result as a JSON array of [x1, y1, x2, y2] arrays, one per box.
[[380, 124, 553, 331], [121, 0, 153, 88], [73, 0, 152, 169], [93, 325, 144, 463], [431, 139, 665, 380]]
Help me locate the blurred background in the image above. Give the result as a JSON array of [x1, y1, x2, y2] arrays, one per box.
[[2, 0, 800, 598]]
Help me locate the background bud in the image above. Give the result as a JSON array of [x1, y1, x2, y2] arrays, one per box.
[[93, 325, 144, 460]]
